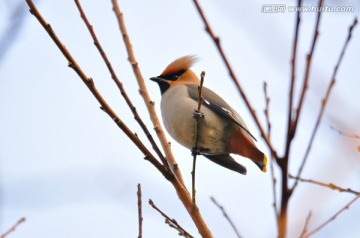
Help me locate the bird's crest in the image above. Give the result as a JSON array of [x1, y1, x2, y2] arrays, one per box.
[[161, 55, 198, 76]]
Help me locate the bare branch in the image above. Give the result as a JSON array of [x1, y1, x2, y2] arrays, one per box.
[[1, 217, 26, 238], [303, 194, 360, 238], [192, 0, 277, 159], [24, 0, 169, 179], [137, 184, 143, 238], [286, 0, 302, 143], [299, 211, 312, 238], [74, 0, 167, 168], [289, 174, 360, 195], [292, 0, 324, 139], [111, 2, 212, 237], [191, 71, 205, 205], [210, 196, 242, 238], [149, 199, 194, 238], [263, 82, 279, 226], [292, 17, 358, 192], [331, 126, 360, 139], [110, 0, 184, 184]]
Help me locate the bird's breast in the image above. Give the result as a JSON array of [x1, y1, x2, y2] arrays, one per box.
[[160, 85, 231, 154]]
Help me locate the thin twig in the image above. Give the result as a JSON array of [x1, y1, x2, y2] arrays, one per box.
[[303, 194, 360, 238], [286, 0, 323, 189], [292, 17, 358, 192], [191, 71, 205, 205], [292, 0, 323, 140], [289, 174, 360, 195], [192, 0, 277, 159], [299, 211, 312, 238], [74, 0, 167, 168], [330, 126, 360, 139], [24, 0, 169, 179], [1, 217, 26, 238], [149, 199, 194, 238], [137, 183, 143, 238], [210, 196, 242, 238], [286, 0, 302, 143], [111, 0, 184, 184], [263, 82, 279, 225]]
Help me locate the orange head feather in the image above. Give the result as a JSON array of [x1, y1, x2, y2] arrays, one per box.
[[161, 55, 198, 76]]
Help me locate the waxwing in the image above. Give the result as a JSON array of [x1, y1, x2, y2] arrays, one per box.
[[150, 56, 267, 175]]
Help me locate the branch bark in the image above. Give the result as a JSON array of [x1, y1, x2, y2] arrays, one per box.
[[111, 0, 184, 184]]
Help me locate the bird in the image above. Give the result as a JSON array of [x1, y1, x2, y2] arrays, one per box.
[[150, 55, 267, 175]]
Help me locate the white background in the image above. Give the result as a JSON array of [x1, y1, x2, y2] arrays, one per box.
[[1, 0, 360, 237]]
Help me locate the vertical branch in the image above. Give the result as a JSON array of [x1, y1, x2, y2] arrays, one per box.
[[137, 184, 143, 238], [279, 1, 323, 237], [263, 82, 279, 227], [73, 0, 167, 167], [292, 17, 358, 192], [292, 0, 324, 136], [191, 71, 205, 205], [111, 0, 185, 185], [285, 0, 302, 146]]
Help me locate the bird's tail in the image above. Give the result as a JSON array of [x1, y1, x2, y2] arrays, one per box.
[[204, 154, 247, 175], [253, 153, 267, 173]]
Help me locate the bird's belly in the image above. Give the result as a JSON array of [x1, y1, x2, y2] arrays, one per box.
[[161, 90, 229, 154]]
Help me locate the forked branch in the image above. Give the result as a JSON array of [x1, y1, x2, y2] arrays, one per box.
[[111, 0, 184, 184], [292, 17, 358, 192], [74, 0, 167, 167], [24, 0, 169, 179], [149, 199, 194, 238]]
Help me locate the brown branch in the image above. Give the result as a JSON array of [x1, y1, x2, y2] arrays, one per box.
[[191, 71, 205, 205], [149, 199, 194, 238], [299, 211, 312, 238], [330, 126, 360, 139], [286, 0, 302, 144], [291, 0, 323, 140], [303, 194, 360, 238], [24, 0, 170, 179], [263, 82, 279, 226], [74, 0, 167, 168], [210, 196, 242, 238], [111, 2, 212, 237], [137, 183, 143, 238], [1, 217, 26, 238], [111, 0, 184, 184], [292, 17, 358, 192], [192, 0, 277, 159], [289, 174, 360, 195]]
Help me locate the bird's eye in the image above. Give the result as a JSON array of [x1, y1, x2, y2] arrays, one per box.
[[160, 69, 186, 81]]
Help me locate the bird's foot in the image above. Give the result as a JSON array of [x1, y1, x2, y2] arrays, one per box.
[[192, 110, 204, 119]]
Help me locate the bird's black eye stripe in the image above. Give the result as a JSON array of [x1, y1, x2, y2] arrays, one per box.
[[160, 69, 186, 81]]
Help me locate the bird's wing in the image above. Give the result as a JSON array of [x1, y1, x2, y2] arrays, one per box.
[[187, 84, 257, 141], [204, 154, 247, 175]]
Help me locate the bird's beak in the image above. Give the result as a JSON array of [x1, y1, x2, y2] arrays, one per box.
[[150, 77, 161, 82]]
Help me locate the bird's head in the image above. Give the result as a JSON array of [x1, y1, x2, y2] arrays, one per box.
[[150, 55, 199, 94]]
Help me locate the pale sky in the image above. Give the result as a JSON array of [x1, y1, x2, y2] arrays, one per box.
[[1, 0, 359, 237]]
